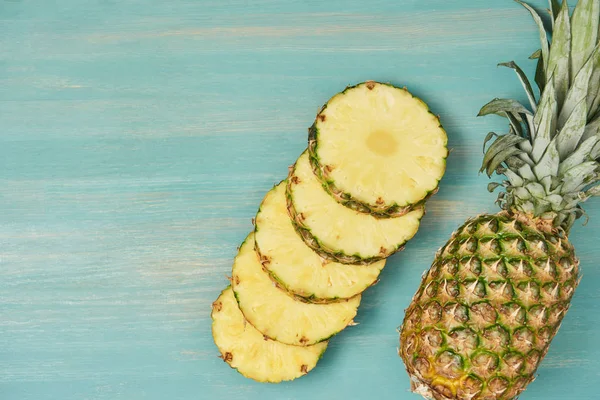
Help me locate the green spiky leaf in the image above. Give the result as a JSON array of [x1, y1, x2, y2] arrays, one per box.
[[479, 0, 600, 231], [487, 147, 523, 177], [556, 100, 588, 159], [549, 0, 562, 22], [525, 181, 546, 198], [534, 140, 560, 179], [499, 61, 538, 111], [585, 185, 600, 197], [546, 0, 571, 109], [561, 161, 599, 193], [516, 0, 549, 72], [507, 112, 525, 137], [529, 49, 542, 59], [488, 182, 502, 192], [478, 98, 532, 117], [518, 163, 537, 181], [589, 89, 600, 120], [570, 0, 600, 84], [534, 53, 546, 93], [483, 132, 499, 153], [587, 49, 600, 118], [583, 115, 600, 141], [481, 134, 526, 174], [559, 135, 600, 174], [532, 76, 558, 161], [505, 169, 525, 186], [558, 44, 598, 129]]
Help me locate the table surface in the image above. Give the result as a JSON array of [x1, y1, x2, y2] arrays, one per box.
[[2, 1, 599, 399]]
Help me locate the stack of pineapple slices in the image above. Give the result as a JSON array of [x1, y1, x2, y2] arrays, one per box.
[[211, 81, 448, 382]]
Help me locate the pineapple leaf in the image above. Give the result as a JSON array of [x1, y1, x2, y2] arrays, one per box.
[[549, 0, 562, 22], [516, 0, 549, 73], [532, 76, 558, 162], [540, 175, 552, 193], [591, 138, 600, 158], [487, 147, 524, 177], [583, 115, 600, 141], [529, 49, 542, 59], [547, 193, 564, 210], [483, 132, 499, 153], [525, 114, 536, 138], [534, 140, 560, 179], [517, 152, 535, 166], [564, 211, 578, 231], [518, 161, 538, 181], [587, 49, 600, 118], [546, 0, 571, 109], [478, 98, 532, 117], [559, 135, 600, 174], [570, 0, 600, 84], [499, 62, 538, 111], [561, 161, 599, 193], [585, 184, 600, 197], [481, 134, 526, 173], [488, 182, 502, 192], [525, 181, 547, 198], [534, 53, 546, 93], [589, 89, 600, 120], [519, 140, 534, 157], [556, 99, 588, 159], [558, 43, 598, 129], [507, 155, 527, 168], [507, 112, 525, 138], [505, 169, 525, 186]]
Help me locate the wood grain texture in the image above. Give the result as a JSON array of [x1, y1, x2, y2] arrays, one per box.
[[1, 0, 598, 399]]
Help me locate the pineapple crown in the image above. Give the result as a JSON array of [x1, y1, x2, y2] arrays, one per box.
[[479, 0, 600, 232]]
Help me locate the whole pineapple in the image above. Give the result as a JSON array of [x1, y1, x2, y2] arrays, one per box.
[[399, 1, 600, 399]]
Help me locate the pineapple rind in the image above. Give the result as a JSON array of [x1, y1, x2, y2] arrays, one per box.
[[254, 181, 385, 302], [211, 287, 328, 383], [308, 81, 448, 218], [399, 213, 579, 400], [232, 233, 361, 346], [287, 151, 424, 264]]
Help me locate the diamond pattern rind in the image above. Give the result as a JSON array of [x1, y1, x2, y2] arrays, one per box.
[[400, 212, 579, 399]]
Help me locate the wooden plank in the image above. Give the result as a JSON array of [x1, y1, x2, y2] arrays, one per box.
[[1, 1, 598, 399]]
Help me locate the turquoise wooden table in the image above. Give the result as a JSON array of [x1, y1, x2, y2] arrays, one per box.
[[1, 0, 599, 399]]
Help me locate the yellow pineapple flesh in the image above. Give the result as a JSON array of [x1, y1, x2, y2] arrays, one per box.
[[232, 233, 361, 346], [212, 287, 327, 383]]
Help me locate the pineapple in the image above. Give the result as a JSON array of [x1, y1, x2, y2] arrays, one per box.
[[255, 181, 386, 302], [212, 287, 328, 383], [232, 233, 361, 346], [308, 81, 448, 218], [399, 1, 600, 398], [288, 151, 424, 264]]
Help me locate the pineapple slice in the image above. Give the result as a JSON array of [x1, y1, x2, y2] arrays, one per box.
[[255, 181, 385, 302], [232, 233, 361, 346], [212, 287, 327, 383], [309, 81, 447, 217], [287, 151, 424, 264]]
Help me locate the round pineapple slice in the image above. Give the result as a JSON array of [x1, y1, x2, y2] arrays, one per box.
[[288, 151, 425, 264], [232, 233, 361, 346], [212, 287, 327, 383], [255, 181, 385, 302], [308, 81, 447, 217]]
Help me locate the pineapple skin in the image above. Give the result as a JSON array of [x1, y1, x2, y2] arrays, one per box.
[[399, 212, 579, 400], [308, 81, 447, 219]]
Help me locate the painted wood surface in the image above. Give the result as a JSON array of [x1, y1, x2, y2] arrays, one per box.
[[1, 1, 599, 399]]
